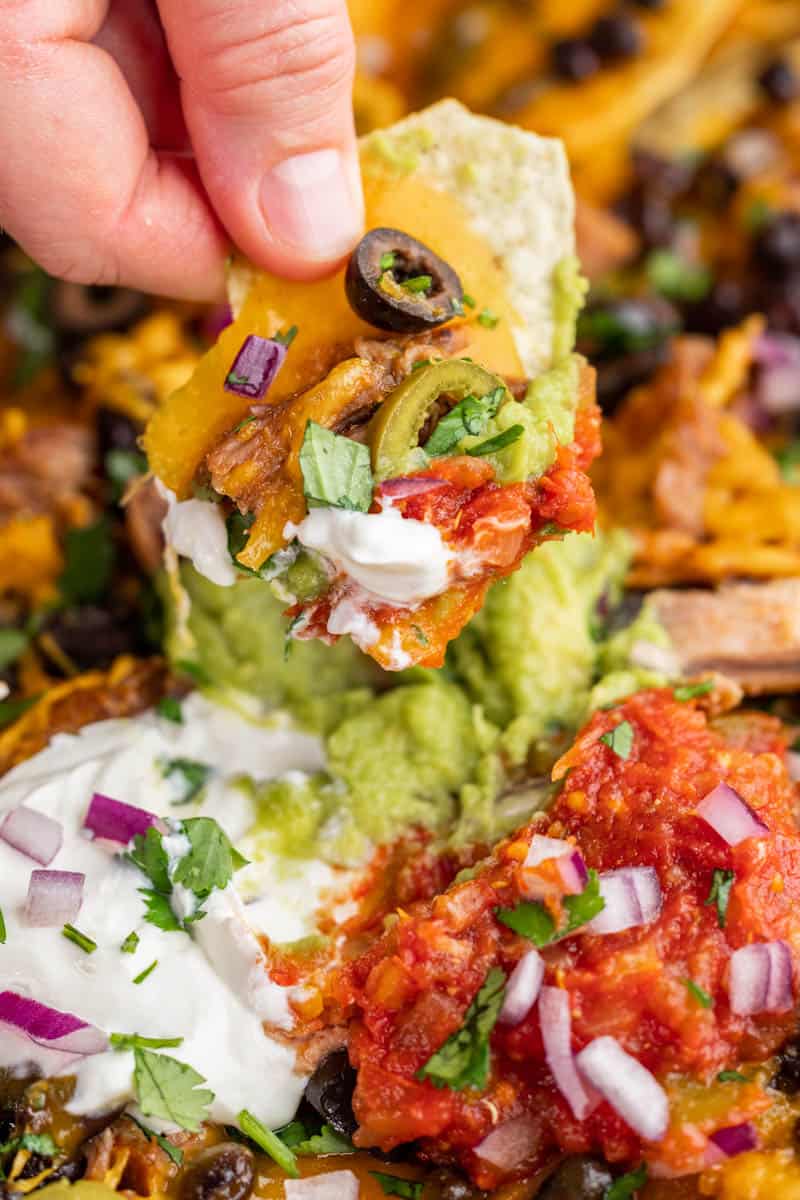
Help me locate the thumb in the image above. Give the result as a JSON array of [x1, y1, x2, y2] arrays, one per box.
[[158, 0, 363, 280]]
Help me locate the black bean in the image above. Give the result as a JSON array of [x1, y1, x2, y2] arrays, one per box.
[[551, 38, 600, 82], [754, 212, 800, 274], [179, 1144, 255, 1200], [758, 58, 800, 106], [538, 1156, 614, 1199], [615, 184, 675, 248], [630, 149, 693, 195], [304, 1048, 358, 1139], [773, 1034, 800, 1094], [683, 276, 754, 336], [588, 14, 644, 61], [95, 407, 143, 459]]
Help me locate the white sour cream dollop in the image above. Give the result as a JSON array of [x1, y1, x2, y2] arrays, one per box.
[[158, 482, 236, 588], [0, 694, 348, 1131]]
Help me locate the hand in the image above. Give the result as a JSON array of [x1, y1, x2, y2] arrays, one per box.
[[0, 1, 363, 299]]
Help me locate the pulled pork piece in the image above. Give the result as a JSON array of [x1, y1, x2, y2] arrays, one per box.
[[0, 423, 94, 524], [652, 579, 800, 693]]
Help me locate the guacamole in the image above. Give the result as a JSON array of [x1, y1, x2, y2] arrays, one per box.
[[165, 529, 668, 864]]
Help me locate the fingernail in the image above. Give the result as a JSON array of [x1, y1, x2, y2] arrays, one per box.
[[260, 147, 362, 262]]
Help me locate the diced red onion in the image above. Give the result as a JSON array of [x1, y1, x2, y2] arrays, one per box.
[[787, 752, 800, 782], [709, 1122, 758, 1158], [84, 793, 158, 844], [0, 991, 107, 1062], [474, 1115, 537, 1169], [379, 475, 448, 500], [224, 335, 287, 401], [521, 836, 588, 899], [696, 783, 768, 846], [284, 1173, 359, 1200], [629, 640, 680, 676], [498, 949, 545, 1027], [538, 986, 597, 1121], [758, 364, 800, 415], [576, 1035, 669, 1142], [587, 867, 662, 935], [25, 869, 84, 927], [0, 806, 62, 865], [754, 332, 800, 370], [730, 941, 794, 1016]]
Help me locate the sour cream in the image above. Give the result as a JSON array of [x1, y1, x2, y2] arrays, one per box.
[[158, 482, 236, 588], [288, 506, 452, 606], [0, 694, 350, 1131]]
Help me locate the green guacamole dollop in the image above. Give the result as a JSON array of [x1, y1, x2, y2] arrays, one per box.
[[164, 529, 669, 865]]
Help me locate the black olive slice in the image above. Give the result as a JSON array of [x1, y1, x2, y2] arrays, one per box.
[[48, 282, 147, 334], [537, 1155, 614, 1199], [345, 228, 463, 333], [303, 1047, 357, 1138]]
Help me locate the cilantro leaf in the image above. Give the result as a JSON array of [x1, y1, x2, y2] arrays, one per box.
[[416, 967, 505, 1092], [172, 817, 249, 899], [497, 870, 605, 946], [162, 758, 212, 804], [238, 1108, 298, 1178], [600, 720, 634, 760], [129, 827, 171, 894], [0, 1132, 57, 1174], [299, 421, 374, 513], [673, 680, 714, 702], [704, 868, 735, 929], [138, 890, 183, 933], [477, 308, 499, 329], [156, 697, 183, 724], [370, 1172, 423, 1198], [293, 1125, 353, 1155], [0, 629, 28, 671], [0, 694, 39, 729], [466, 424, 524, 458], [684, 979, 713, 1009], [275, 1122, 307, 1149], [717, 1070, 749, 1083], [111, 1033, 183, 1052], [59, 517, 115, 604], [605, 1163, 648, 1199], [226, 511, 258, 575], [646, 249, 711, 303], [423, 387, 505, 457], [133, 1048, 213, 1132]]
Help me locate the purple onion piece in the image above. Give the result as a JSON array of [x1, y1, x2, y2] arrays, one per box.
[[498, 949, 545, 1027], [696, 782, 768, 846], [575, 1035, 669, 1142], [25, 869, 85, 927], [224, 335, 287, 400], [709, 1122, 758, 1158], [0, 806, 63, 865], [587, 867, 662, 935], [84, 793, 158, 844], [539, 986, 597, 1121], [379, 476, 449, 500], [0, 992, 87, 1040]]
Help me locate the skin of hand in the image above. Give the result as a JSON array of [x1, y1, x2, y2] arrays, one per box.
[[0, 0, 364, 299]]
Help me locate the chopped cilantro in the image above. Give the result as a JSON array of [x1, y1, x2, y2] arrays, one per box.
[[477, 308, 499, 329], [370, 1172, 422, 1198], [496, 870, 605, 946], [61, 924, 97, 954], [111, 1033, 184, 1052], [133, 1048, 213, 1132], [423, 387, 504, 457], [0, 908, 5, 944], [0, 694, 39, 730], [238, 1108, 299, 1178], [232, 414, 258, 434], [466, 424, 524, 457], [133, 959, 159, 985], [226, 511, 257, 574], [175, 659, 211, 686], [717, 1069, 749, 1083], [161, 757, 212, 804], [299, 421, 374, 513], [462, 293, 476, 308], [129, 826, 171, 893], [684, 979, 713, 1008], [59, 517, 115, 604], [646, 249, 711, 304], [673, 680, 714, 702], [292, 1125, 353, 1155], [379, 251, 395, 271], [138, 890, 184, 933], [704, 868, 735, 929], [274, 326, 298, 347], [416, 967, 505, 1092], [402, 274, 432, 294], [156, 696, 183, 724], [0, 1132, 57, 1176], [600, 720, 634, 760], [0, 628, 28, 671], [120, 930, 140, 953], [105, 449, 147, 501], [605, 1163, 647, 1199]]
